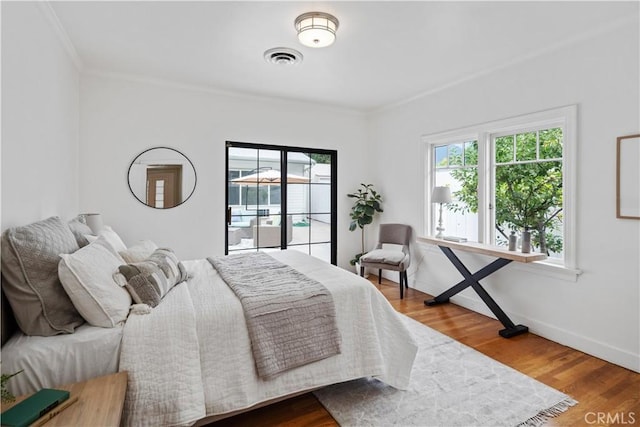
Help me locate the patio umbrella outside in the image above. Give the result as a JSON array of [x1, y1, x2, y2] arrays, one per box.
[[231, 169, 309, 185]]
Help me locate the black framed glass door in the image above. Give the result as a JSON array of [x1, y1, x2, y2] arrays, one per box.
[[225, 141, 337, 264]]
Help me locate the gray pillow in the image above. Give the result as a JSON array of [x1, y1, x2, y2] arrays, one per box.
[[115, 248, 188, 307], [1, 216, 85, 336], [1, 286, 18, 346], [67, 217, 94, 248]]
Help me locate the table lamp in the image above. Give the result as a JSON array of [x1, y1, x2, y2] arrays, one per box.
[[80, 213, 104, 235], [431, 186, 452, 239]]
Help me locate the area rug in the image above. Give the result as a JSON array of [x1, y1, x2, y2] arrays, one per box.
[[314, 315, 577, 427]]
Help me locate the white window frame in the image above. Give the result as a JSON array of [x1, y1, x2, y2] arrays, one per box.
[[423, 105, 579, 275]]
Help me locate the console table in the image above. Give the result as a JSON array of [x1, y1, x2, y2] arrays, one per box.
[[418, 236, 546, 338]]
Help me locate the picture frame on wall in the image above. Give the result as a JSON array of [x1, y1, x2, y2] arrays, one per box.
[[616, 134, 640, 219]]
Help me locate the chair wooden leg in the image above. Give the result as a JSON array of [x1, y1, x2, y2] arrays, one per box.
[[404, 271, 409, 288], [378, 269, 382, 284], [399, 271, 404, 299], [360, 265, 364, 277]]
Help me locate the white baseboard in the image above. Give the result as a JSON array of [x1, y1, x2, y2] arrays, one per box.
[[413, 279, 640, 373]]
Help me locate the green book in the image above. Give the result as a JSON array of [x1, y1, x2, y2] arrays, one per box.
[[1, 388, 69, 427]]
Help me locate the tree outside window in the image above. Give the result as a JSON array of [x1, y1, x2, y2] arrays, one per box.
[[446, 127, 564, 257]]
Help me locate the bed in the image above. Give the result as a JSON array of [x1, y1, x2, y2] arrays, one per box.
[[1, 217, 418, 427]]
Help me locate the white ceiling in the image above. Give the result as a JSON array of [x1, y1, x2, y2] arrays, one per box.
[[50, 1, 637, 112]]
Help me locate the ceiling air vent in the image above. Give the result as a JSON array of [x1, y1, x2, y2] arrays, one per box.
[[264, 47, 303, 66]]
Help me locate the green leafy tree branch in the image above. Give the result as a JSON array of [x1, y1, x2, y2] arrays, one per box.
[[446, 129, 563, 254]]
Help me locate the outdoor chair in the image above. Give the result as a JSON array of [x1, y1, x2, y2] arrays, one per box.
[[359, 223, 412, 299], [252, 215, 293, 247]]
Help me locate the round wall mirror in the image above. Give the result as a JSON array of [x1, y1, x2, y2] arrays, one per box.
[[128, 147, 197, 209]]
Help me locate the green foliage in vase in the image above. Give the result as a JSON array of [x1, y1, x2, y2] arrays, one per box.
[[1, 370, 23, 403], [347, 183, 383, 265]]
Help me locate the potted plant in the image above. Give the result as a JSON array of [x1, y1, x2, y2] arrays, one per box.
[[347, 183, 383, 270]]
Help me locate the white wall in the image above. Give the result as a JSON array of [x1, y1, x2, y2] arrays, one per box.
[[1, 2, 80, 229], [368, 20, 640, 371], [79, 73, 369, 265]]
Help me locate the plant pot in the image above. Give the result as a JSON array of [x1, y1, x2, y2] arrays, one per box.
[[355, 262, 369, 278]]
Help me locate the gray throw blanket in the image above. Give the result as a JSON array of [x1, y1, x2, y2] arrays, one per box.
[[207, 252, 342, 379]]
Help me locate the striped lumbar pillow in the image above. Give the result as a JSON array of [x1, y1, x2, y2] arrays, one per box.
[[115, 248, 188, 307]]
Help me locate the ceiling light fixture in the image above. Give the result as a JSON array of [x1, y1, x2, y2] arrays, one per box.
[[294, 12, 339, 48]]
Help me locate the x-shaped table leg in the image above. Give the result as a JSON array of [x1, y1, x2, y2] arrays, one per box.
[[424, 246, 529, 338]]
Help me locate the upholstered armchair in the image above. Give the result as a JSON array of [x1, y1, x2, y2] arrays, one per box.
[[359, 223, 412, 299], [230, 208, 269, 239], [252, 215, 293, 248]]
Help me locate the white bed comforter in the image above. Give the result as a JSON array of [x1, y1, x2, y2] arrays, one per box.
[[119, 250, 418, 427]]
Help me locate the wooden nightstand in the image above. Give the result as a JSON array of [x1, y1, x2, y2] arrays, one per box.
[[1, 371, 128, 426]]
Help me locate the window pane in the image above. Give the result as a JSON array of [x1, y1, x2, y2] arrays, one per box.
[[494, 161, 563, 258], [309, 153, 332, 184], [444, 176, 478, 239], [229, 147, 258, 163], [310, 216, 331, 243], [287, 153, 311, 181], [515, 132, 537, 161], [539, 128, 563, 159], [434, 141, 479, 242], [448, 144, 463, 166], [228, 170, 240, 205], [269, 185, 281, 204], [243, 186, 256, 206], [287, 151, 311, 219], [287, 182, 308, 214], [259, 188, 269, 205], [310, 183, 330, 219], [243, 186, 268, 206], [495, 136, 514, 163], [464, 141, 478, 166], [434, 146, 448, 168], [290, 217, 310, 245], [229, 187, 239, 206]]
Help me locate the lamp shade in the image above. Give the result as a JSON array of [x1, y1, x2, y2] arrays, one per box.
[[295, 12, 339, 48], [81, 213, 104, 234], [431, 186, 452, 204]]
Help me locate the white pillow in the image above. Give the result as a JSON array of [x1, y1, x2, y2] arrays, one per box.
[[85, 225, 127, 253], [119, 240, 158, 264], [58, 236, 131, 328]]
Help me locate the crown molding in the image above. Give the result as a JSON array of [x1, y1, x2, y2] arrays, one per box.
[[83, 68, 366, 117], [37, 1, 83, 71]]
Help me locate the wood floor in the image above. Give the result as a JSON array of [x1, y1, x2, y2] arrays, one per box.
[[211, 277, 640, 427]]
